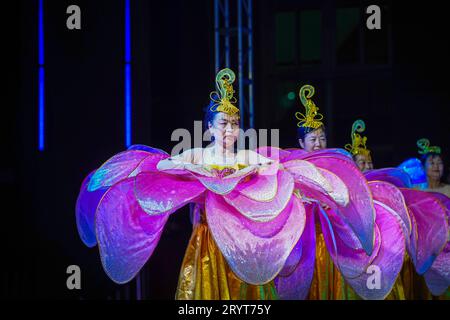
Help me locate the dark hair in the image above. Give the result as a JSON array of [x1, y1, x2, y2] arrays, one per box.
[[203, 93, 240, 131], [297, 125, 326, 142], [203, 99, 218, 131], [420, 152, 443, 166]]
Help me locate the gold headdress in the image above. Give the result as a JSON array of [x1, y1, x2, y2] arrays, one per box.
[[295, 84, 324, 129], [209, 68, 239, 116], [417, 138, 441, 155], [345, 119, 371, 157]]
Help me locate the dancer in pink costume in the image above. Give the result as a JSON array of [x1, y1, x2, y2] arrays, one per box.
[[76, 70, 353, 299], [271, 85, 407, 300], [360, 135, 449, 299]]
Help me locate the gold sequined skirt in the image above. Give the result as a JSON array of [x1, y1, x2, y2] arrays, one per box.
[[175, 213, 278, 300], [307, 230, 360, 300]]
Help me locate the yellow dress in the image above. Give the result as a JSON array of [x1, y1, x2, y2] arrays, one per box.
[[307, 225, 359, 300], [175, 164, 279, 300]]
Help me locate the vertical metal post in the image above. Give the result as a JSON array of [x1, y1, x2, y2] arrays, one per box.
[[214, 0, 254, 130], [214, 0, 220, 73], [38, 0, 45, 151], [224, 0, 230, 68], [125, 0, 132, 148], [247, 0, 254, 128], [237, 0, 244, 129]]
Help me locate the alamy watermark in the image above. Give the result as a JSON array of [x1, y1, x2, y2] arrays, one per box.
[[366, 264, 382, 290], [168, 120, 280, 163], [66, 265, 81, 290]]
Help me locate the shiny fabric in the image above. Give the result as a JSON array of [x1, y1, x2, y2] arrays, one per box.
[[206, 181, 305, 285], [366, 169, 450, 299], [308, 210, 406, 300], [307, 225, 359, 300], [273, 149, 407, 300], [96, 177, 169, 284], [75, 170, 107, 247], [342, 201, 405, 299], [88, 150, 165, 191], [77, 145, 306, 298], [274, 204, 316, 300], [176, 208, 278, 300], [78, 145, 430, 300], [288, 149, 376, 256]]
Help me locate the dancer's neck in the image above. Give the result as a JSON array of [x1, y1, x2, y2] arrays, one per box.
[[208, 143, 235, 164], [211, 143, 234, 156], [428, 178, 441, 189]]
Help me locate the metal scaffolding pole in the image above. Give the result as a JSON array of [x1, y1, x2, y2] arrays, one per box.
[[214, 0, 254, 130]]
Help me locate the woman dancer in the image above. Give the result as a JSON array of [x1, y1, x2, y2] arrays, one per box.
[[345, 120, 408, 299], [418, 139, 450, 197], [354, 130, 449, 299], [271, 85, 407, 300], [76, 70, 367, 300]]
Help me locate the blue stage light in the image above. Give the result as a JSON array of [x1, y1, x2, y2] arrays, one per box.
[[125, 0, 132, 148], [38, 0, 45, 151]]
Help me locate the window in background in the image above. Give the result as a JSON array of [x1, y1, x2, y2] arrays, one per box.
[[299, 10, 322, 66], [275, 12, 296, 65], [336, 7, 360, 64]]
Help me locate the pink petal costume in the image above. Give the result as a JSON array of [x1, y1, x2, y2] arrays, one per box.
[[367, 138, 450, 299], [78, 142, 399, 300], [366, 167, 450, 299], [262, 147, 407, 300], [76, 68, 314, 300], [273, 88, 408, 300], [342, 121, 449, 299], [76, 144, 322, 299]]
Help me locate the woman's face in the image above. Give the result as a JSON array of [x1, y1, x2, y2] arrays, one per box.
[[425, 154, 444, 182], [299, 128, 327, 152], [355, 154, 374, 172], [209, 112, 240, 148]]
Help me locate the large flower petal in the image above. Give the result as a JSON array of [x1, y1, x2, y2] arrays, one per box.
[[368, 181, 412, 245], [274, 204, 316, 299], [206, 192, 305, 285], [283, 160, 332, 194], [365, 168, 412, 188], [130, 153, 169, 176], [88, 150, 161, 191], [401, 189, 448, 274], [75, 170, 106, 247], [235, 173, 278, 202], [319, 205, 380, 279], [127, 144, 168, 155], [96, 177, 169, 284], [305, 152, 375, 255], [423, 242, 450, 296], [255, 146, 292, 161], [317, 168, 350, 207], [284, 148, 353, 164], [224, 170, 294, 222], [344, 201, 405, 300], [187, 165, 256, 195], [134, 171, 205, 215]]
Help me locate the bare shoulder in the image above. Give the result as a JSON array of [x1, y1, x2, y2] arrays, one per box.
[[174, 148, 205, 164]]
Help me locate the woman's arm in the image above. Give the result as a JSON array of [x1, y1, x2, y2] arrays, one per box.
[[237, 149, 279, 175], [157, 149, 196, 171]]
